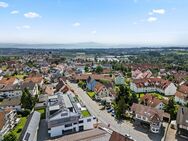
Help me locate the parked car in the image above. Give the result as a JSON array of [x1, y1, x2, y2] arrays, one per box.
[[106, 106, 111, 110], [100, 106, 105, 110], [111, 110, 115, 116], [107, 108, 113, 113]]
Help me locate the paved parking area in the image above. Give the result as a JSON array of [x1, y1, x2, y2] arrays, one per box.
[[165, 125, 187, 141], [37, 119, 49, 141]]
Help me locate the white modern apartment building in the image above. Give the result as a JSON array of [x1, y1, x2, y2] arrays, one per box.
[[0, 108, 17, 140], [130, 78, 177, 96], [46, 92, 97, 137]]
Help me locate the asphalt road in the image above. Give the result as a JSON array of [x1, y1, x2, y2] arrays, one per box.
[[67, 81, 166, 141]]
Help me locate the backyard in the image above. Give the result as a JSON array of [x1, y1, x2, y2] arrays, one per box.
[[14, 74, 27, 79], [36, 108, 45, 119], [12, 116, 27, 140], [87, 92, 95, 98]]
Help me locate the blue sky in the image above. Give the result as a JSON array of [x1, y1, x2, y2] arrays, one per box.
[[0, 0, 188, 45]]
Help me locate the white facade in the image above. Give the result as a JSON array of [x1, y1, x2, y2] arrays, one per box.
[[0, 109, 17, 140], [49, 116, 96, 137], [135, 113, 161, 133], [95, 87, 110, 100], [130, 82, 177, 96], [47, 93, 97, 137], [0, 90, 22, 98], [0, 83, 38, 98]]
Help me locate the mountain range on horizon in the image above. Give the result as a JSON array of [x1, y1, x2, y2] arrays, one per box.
[[0, 42, 187, 49]]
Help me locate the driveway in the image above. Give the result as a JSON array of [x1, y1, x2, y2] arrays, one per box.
[[37, 119, 49, 141], [67, 81, 167, 141]]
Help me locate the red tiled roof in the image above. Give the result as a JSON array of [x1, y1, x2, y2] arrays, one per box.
[[94, 82, 105, 93], [132, 77, 172, 90], [140, 94, 167, 108], [131, 103, 164, 122], [179, 85, 188, 94], [25, 76, 43, 84], [0, 77, 16, 85]]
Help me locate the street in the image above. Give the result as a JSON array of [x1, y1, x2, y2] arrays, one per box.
[[67, 81, 166, 141]]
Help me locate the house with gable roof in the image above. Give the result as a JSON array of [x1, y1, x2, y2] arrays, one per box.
[[131, 103, 165, 133]]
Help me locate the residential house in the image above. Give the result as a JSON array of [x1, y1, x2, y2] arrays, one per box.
[[55, 79, 72, 93], [94, 82, 110, 100], [21, 81, 38, 96], [175, 85, 188, 105], [176, 107, 188, 138], [130, 78, 177, 96], [140, 94, 167, 110], [0, 81, 38, 98], [109, 131, 134, 141], [0, 97, 21, 111], [44, 85, 55, 96], [25, 76, 44, 87], [132, 69, 152, 80], [86, 76, 97, 91], [20, 111, 41, 141], [0, 77, 18, 86], [0, 108, 17, 140], [131, 103, 164, 133], [46, 92, 96, 137]]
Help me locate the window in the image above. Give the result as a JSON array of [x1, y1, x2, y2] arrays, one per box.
[[65, 123, 72, 128], [87, 119, 91, 122], [73, 122, 77, 125], [79, 120, 83, 124]]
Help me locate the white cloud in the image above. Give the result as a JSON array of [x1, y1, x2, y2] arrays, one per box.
[[11, 10, 19, 14], [148, 12, 153, 16], [0, 2, 8, 8], [91, 30, 97, 34], [152, 9, 165, 15], [147, 17, 157, 22], [16, 25, 31, 30], [73, 22, 80, 27], [24, 12, 41, 18]]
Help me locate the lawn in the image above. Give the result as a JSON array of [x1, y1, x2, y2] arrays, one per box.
[[14, 74, 26, 79], [12, 116, 27, 140], [81, 110, 91, 117], [1, 66, 7, 71], [87, 92, 95, 98], [136, 93, 164, 99], [36, 108, 45, 119], [136, 93, 145, 98], [150, 93, 164, 100]]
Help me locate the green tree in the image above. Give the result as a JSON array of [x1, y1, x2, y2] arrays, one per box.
[[95, 66, 103, 74], [84, 66, 89, 72], [21, 88, 35, 110], [163, 97, 177, 120], [3, 132, 17, 141], [114, 96, 128, 120], [113, 85, 131, 120], [78, 81, 86, 89], [129, 93, 138, 106]]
